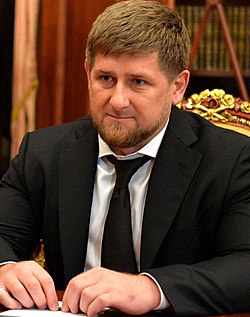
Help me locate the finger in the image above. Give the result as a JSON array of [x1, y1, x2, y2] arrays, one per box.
[[0, 287, 22, 310], [62, 273, 93, 314], [42, 280, 58, 311], [62, 268, 109, 314], [0, 262, 36, 308], [32, 270, 58, 311], [0, 261, 57, 310], [79, 283, 110, 314], [62, 284, 81, 314], [85, 293, 112, 317], [61, 282, 72, 312], [61, 289, 70, 312], [10, 266, 46, 309], [7, 277, 35, 309], [13, 261, 58, 311]]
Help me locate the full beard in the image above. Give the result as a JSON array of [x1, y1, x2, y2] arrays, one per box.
[[92, 114, 167, 148]]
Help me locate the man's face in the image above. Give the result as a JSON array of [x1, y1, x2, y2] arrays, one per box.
[[85, 52, 185, 155]]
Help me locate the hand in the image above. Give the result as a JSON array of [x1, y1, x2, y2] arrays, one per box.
[[0, 261, 58, 311], [62, 267, 161, 316]]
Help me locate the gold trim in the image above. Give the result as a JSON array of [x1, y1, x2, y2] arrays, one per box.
[[177, 89, 250, 131]]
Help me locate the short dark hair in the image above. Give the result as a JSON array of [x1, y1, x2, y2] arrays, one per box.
[[86, 0, 190, 81]]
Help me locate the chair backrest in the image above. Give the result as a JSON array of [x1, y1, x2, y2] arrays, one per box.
[[176, 89, 250, 137], [31, 240, 46, 268]]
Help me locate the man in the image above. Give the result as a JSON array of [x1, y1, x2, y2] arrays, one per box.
[[0, 0, 250, 316]]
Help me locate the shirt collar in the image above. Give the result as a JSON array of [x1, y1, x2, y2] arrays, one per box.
[[98, 120, 168, 160]]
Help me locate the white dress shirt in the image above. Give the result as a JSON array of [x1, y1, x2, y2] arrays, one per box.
[[85, 123, 169, 310]]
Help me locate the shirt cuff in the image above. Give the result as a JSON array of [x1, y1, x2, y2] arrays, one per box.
[[140, 272, 170, 310], [0, 261, 16, 266]]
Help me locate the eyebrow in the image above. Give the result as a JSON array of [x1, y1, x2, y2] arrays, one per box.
[[93, 69, 112, 74], [94, 69, 151, 78], [131, 73, 147, 78]]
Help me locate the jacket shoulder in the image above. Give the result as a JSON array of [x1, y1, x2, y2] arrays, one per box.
[[30, 115, 94, 142], [170, 106, 250, 148]]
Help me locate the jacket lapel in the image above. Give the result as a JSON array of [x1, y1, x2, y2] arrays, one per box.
[[141, 107, 203, 269], [58, 125, 98, 283]]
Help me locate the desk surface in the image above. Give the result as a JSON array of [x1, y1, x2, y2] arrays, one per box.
[[1, 291, 250, 317]]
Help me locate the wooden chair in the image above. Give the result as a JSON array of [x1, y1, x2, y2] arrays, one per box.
[[177, 89, 250, 137], [31, 240, 46, 268]]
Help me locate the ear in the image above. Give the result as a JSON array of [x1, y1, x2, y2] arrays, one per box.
[[84, 59, 91, 85], [172, 70, 190, 105]]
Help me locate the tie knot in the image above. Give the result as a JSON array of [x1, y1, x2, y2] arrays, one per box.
[[108, 155, 150, 189]]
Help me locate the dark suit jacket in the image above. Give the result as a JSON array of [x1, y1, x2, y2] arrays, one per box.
[[0, 106, 250, 315]]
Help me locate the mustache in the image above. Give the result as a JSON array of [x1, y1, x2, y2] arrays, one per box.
[[106, 110, 133, 118]]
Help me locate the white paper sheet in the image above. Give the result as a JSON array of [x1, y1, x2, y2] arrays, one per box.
[[0, 302, 87, 316]]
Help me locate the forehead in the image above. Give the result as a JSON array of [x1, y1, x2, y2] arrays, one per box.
[[91, 52, 164, 74]]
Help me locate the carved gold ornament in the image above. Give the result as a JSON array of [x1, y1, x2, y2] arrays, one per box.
[[177, 89, 250, 128]]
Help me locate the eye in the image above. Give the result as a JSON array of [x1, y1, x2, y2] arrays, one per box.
[[133, 79, 146, 86], [100, 75, 113, 83]]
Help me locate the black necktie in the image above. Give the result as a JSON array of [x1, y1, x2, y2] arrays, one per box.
[[101, 155, 151, 273]]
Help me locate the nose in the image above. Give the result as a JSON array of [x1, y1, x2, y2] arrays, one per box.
[[109, 83, 130, 110]]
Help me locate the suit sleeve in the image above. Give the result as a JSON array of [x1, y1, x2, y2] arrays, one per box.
[[146, 141, 250, 316], [0, 133, 40, 262]]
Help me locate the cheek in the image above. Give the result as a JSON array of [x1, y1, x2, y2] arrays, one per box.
[[139, 93, 170, 118], [138, 101, 170, 128], [89, 87, 107, 108], [134, 106, 159, 128]]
